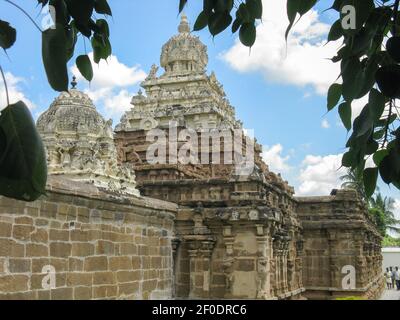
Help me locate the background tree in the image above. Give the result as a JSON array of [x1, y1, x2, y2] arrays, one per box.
[[382, 234, 400, 246], [369, 192, 400, 235], [1, 0, 400, 201], [341, 167, 367, 201], [340, 168, 399, 236]]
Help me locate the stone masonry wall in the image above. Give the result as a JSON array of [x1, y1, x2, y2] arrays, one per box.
[[296, 189, 384, 300], [0, 177, 177, 300]]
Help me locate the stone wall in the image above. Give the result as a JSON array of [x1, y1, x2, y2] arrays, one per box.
[[296, 189, 384, 300], [0, 177, 177, 300]]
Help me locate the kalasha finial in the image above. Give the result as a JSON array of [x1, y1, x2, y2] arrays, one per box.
[[178, 13, 190, 34], [71, 76, 77, 89]]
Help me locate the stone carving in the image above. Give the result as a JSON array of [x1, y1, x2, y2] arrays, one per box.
[[146, 64, 159, 81]]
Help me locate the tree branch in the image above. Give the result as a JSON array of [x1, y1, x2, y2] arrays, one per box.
[[4, 0, 42, 33]]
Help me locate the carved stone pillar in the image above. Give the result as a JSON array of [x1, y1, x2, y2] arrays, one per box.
[[171, 237, 181, 298], [255, 224, 271, 299], [328, 231, 339, 288], [272, 237, 281, 296], [186, 236, 215, 299], [222, 225, 235, 299]]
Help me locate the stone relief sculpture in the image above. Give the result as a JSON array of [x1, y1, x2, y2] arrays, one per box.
[[146, 64, 159, 80]]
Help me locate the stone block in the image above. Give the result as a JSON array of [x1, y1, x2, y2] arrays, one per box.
[[96, 241, 114, 255], [14, 217, 34, 225], [116, 271, 140, 283], [66, 272, 92, 286], [8, 258, 31, 273], [84, 256, 108, 271], [74, 286, 92, 300], [51, 287, 73, 300], [0, 275, 29, 292], [109, 256, 132, 271], [93, 272, 116, 285], [131, 257, 141, 269], [118, 282, 139, 296], [50, 242, 72, 258], [31, 228, 48, 243], [49, 229, 69, 241], [68, 258, 84, 271], [0, 222, 12, 237], [13, 225, 34, 241], [26, 244, 49, 257], [71, 243, 95, 257], [93, 285, 117, 299]]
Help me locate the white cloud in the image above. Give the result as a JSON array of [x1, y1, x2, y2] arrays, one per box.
[[71, 53, 146, 118], [321, 119, 330, 129], [297, 153, 346, 196], [262, 144, 291, 173], [102, 89, 132, 116], [223, 0, 341, 95], [0, 72, 36, 112]]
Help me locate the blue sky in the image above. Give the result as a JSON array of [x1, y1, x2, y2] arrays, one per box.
[[0, 0, 398, 211]]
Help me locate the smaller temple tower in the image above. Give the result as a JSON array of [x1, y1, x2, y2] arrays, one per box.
[[37, 78, 139, 196]]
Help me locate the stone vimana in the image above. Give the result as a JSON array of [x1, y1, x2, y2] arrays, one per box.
[[0, 15, 384, 300]]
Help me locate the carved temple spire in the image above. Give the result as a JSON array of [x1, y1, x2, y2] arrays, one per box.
[[178, 13, 190, 34]]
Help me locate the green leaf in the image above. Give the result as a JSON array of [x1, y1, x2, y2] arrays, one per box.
[[96, 19, 110, 37], [378, 146, 400, 185], [237, 3, 251, 23], [194, 11, 209, 31], [76, 55, 93, 82], [0, 20, 16, 50], [246, 0, 263, 20], [327, 83, 342, 111], [328, 20, 343, 42], [373, 149, 389, 166], [91, 34, 111, 63], [42, 24, 69, 92], [208, 12, 232, 36], [0, 101, 47, 201], [66, 23, 78, 61], [341, 57, 362, 101], [285, 0, 317, 39], [297, 0, 318, 16], [95, 0, 112, 15], [363, 167, 378, 198], [342, 150, 356, 167], [368, 88, 386, 123], [65, 0, 95, 26], [232, 18, 242, 33], [179, 0, 187, 13], [216, 0, 233, 12], [339, 102, 352, 131], [49, 0, 70, 26], [353, 104, 373, 138], [331, 0, 343, 11], [239, 22, 256, 47]]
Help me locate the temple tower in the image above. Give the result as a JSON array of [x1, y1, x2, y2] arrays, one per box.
[[37, 78, 139, 196]]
